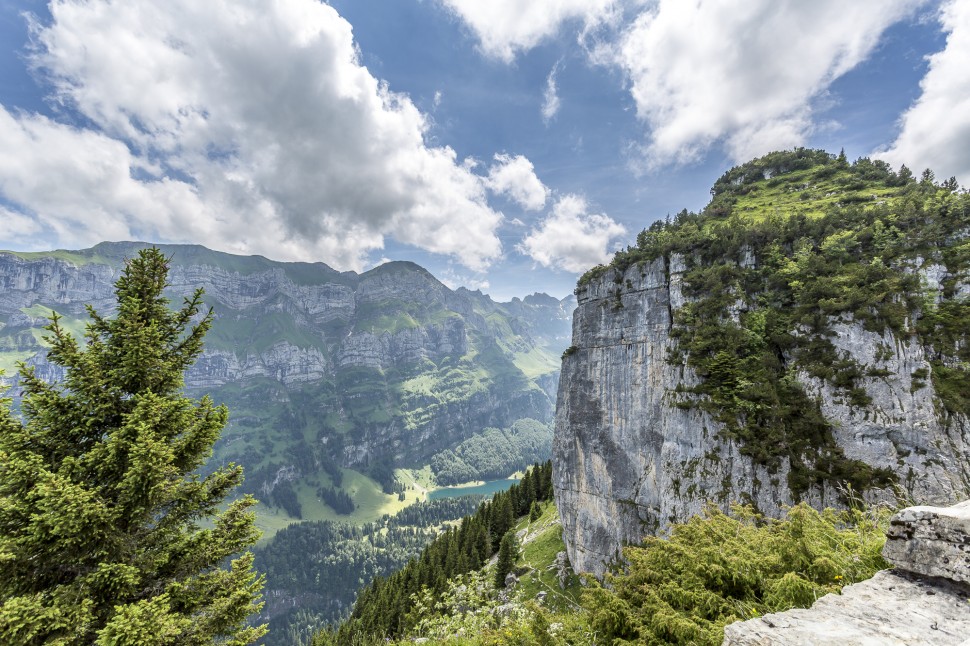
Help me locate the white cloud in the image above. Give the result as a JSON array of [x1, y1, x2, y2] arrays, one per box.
[[485, 154, 549, 211], [542, 64, 562, 123], [2, 0, 504, 270], [0, 107, 217, 246], [517, 194, 626, 272], [613, 0, 923, 167], [0, 205, 43, 240], [437, 0, 617, 62], [877, 0, 970, 185]]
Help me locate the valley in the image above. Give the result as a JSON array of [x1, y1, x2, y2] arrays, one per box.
[[0, 2, 967, 643], [0, 243, 573, 642], [3, 149, 969, 646]]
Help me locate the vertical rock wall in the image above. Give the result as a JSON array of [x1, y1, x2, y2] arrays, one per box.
[[553, 256, 970, 577]]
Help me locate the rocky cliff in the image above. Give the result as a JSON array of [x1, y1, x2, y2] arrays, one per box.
[[554, 150, 970, 576], [0, 242, 574, 510]]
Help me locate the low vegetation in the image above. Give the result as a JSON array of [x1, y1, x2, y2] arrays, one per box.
[[332, 462, 554, 642], [321, 500, 890, 646], [256, 496, 485, 645]]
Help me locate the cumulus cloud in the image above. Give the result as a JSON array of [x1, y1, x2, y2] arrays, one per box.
[[0, 107, 217, 246], [437, 0, 616, 62], [2, 0, 504, 270], [485, 154, 549, 211], [542, 64, 562, 123], [877, 0, 970, 185], [517, 195, 626, 272], [613, 0, 922, 166]]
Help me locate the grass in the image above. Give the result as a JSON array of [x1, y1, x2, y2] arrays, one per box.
[[396, 466, 436, 498], [0, 248, 113, 267], [0, 306, 90, 377], [253, 467, 426, 544], [0, 352, 33, 378], [22, 306, 89, 342], [512, 344, 561, 379], [513, 502, 584, 611], [727, 167, 905, 223]]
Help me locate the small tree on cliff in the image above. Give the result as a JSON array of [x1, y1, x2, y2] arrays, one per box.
[[0, 248, 265, 644]]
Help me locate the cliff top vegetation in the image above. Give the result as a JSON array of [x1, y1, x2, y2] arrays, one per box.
[[574, 149, 970, 496]]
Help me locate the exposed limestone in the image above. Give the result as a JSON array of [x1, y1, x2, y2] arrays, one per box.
[[1, 242, 573, 470], [721, 570, 970, 645], [882, 500, 970, 585], [554, 256, 970, 577], [723, 501, 970, 645]]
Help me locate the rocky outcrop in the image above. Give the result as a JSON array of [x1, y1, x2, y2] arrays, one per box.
[[882, 501, 970, 585], [722, 501, 970, 645], [553, 256, 970, 577]]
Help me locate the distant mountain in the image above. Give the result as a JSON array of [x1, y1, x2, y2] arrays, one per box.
[[0, 242, 574, 528]]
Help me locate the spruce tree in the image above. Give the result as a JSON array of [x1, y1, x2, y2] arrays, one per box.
[[0, 248, 265, 644], [494, 530, 519, 589], [529, 501, 542, 523]]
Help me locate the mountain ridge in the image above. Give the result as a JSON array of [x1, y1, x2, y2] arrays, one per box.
[[0, 241, 575, 534]]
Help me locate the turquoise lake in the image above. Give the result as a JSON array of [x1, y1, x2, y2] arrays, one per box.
[[427, 478, 520, 501]]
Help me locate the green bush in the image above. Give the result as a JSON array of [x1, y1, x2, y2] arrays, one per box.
[[585, 503, 890, 645]]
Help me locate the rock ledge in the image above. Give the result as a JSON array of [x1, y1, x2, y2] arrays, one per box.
[[723, 501, 970, 645]]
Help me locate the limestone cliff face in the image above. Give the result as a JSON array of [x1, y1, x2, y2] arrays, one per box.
[[553, 255, 970, 577]]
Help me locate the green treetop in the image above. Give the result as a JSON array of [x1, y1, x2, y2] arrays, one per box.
[[0, 248, 265, 645]]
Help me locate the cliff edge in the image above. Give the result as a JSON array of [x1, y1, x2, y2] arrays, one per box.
[[723, 500, 970, 645]]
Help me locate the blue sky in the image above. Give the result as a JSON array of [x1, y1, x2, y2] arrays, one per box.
[[0, 1, 967, 301]]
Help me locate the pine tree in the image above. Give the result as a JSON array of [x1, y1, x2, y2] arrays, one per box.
[[494, 530, 519, 588], [0, 248, 265, 644], [529, 501, 542, 523]]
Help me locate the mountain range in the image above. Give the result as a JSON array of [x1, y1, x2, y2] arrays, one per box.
[[0, 242, 574, 532]]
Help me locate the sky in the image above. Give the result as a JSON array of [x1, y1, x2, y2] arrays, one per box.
[[0, 1, 967, 301]]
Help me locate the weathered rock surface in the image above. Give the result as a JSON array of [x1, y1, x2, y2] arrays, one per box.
[[722, 570, 970, 645], [882, 500, 970, 585], [723, 501, 970, 645], [553, 256, 970, 577]]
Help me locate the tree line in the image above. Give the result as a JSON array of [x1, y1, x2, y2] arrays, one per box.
[[329, 461, 553, 642], [255, 495, 484, 645]]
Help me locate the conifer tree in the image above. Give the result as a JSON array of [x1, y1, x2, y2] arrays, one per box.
[[494, 530, 519, 589], [529, 501, 542, 523], [0, 248, 265, 644]]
